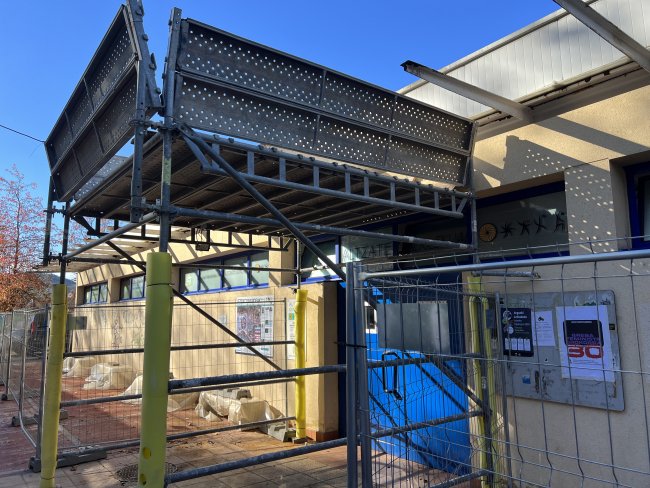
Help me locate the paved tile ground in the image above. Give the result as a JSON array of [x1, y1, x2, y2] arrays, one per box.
[[0, 389, 472, 487], [0, 394, 36, 473], [0, 433, 353, 488]]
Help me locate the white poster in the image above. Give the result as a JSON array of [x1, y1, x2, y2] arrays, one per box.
[[235, 296, 274, 357], [286, 298, 296, 360], [555, 305, 614, 382], [532, 310, 556, 347]]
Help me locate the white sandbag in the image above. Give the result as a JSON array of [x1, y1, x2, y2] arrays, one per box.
[[195, 390, 282, 426], [121, 375, 198, 412], [83, 363, 137, 390], [63, 357, 97, 378], [62, 357, 75, 375], [195, 388, 252, 421], [229, 398, 283, 426]]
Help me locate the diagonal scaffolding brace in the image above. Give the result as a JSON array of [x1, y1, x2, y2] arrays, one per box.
[[180, 126, 347, 280]]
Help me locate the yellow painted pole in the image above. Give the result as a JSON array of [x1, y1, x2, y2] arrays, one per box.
[[468, 276, 498, 488], [467, 279, 487, 487], [40, 284, 68, 488], [137, 252, 173, 487], [294, 289, 308, 440]]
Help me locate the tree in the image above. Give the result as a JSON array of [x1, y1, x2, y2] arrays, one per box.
[[0, 164, 44, 274], [0, 273, 50, 311], [0, 165, 48, 310]]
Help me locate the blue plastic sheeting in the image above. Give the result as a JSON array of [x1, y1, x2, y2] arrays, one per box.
[[366, 333, 472, 475]]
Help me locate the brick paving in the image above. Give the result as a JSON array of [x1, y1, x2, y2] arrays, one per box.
[[0, 383, 471, 487], [0, 433, 354, 487], [0, 394, 37, 474]]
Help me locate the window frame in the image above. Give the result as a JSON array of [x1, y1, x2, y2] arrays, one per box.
[[180, 251, 270, 295], [119, 274, 146, 301], [82, 282, 108, 305], [299, 237, 341, 283], [626, 162, 650, 249]]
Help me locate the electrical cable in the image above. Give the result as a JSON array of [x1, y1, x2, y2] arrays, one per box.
[[0, 123, 44, 143]]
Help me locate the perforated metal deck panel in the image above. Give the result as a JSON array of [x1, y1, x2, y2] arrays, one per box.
[[44, 3, 159, 203], [172, 20, 474, 185]]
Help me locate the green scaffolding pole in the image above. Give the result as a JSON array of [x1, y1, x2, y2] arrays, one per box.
[[39, 284, 67, 488], [137, 252, 173, 487]]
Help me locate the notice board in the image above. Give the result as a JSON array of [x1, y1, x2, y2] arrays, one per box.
[[500, 290, 623, 411]]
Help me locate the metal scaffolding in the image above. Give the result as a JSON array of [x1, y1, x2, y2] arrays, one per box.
[[37, 0, 477, 486]]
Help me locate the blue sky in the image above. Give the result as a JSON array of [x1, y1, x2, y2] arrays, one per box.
[[0, 1, 560, 202]]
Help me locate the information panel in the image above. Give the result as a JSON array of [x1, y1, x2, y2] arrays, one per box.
[[235, 296, 274, 358], [500, 290, 623, 411]]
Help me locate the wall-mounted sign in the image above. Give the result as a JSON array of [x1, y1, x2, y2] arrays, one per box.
[[286, 298, 296, 360], [341, 229, 393, 263], [235, 296, 275, 357], [556, 305, 614, 382], [502, 307, 534, 357]]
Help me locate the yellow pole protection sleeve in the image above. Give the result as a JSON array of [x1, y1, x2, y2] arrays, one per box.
[[137, 252, 173, 487], [467, 278, 487, 487], [39, 284, 68, 488], [294, 289, 308, 440], [468, 276, 498, 488]]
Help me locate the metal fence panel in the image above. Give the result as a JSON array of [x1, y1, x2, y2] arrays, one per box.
[[58, 298, 293, 453], [355, 275, 504, 487], [354, 247, 650, 488], [0, 312, 12, 388]]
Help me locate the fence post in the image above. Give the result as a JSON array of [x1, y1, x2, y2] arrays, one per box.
[[345, 263, 359, 487], [39, 285, 68, 488], [294, 289, 308, 440], [2, 312, 15, 400], [137, 252, 173, 488]]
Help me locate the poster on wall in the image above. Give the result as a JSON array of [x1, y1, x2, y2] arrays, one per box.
[[286, 298, 296, 360], [235, 296, 274, 357], [502, 307, 534, 357], [532, 310, 556, 347], [555, 305, 614, 382]]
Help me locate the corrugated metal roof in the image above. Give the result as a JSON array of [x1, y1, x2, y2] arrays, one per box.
[[400, 0, 650, 119]]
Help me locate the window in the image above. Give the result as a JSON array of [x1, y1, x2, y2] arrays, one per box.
[[626, 162, 650, 248], [181, 267, 223, 293], [120, 275, 145, 300], [300, 240, 338, 281], [476, 187, 568, 257], [250, 252, 270, 285], [83, 282, 108, 304], [180, 252, 269, 294], [223, 255, 249, 288]]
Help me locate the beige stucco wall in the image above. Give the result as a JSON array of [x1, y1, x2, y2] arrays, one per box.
[[466, 84, 650, 487]]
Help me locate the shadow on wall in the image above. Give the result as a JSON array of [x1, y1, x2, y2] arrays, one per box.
[[565, 162, 620, 253], [471, 135, 582, 190], [537, 118, 648, 157], [503, 136, 583, 181], [474, 135, 622, 252], [473, 112, 649, 192]]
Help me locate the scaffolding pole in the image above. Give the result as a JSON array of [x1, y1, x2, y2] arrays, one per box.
[[38, 285, 67, 488], [137, 252, 173, 488]]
